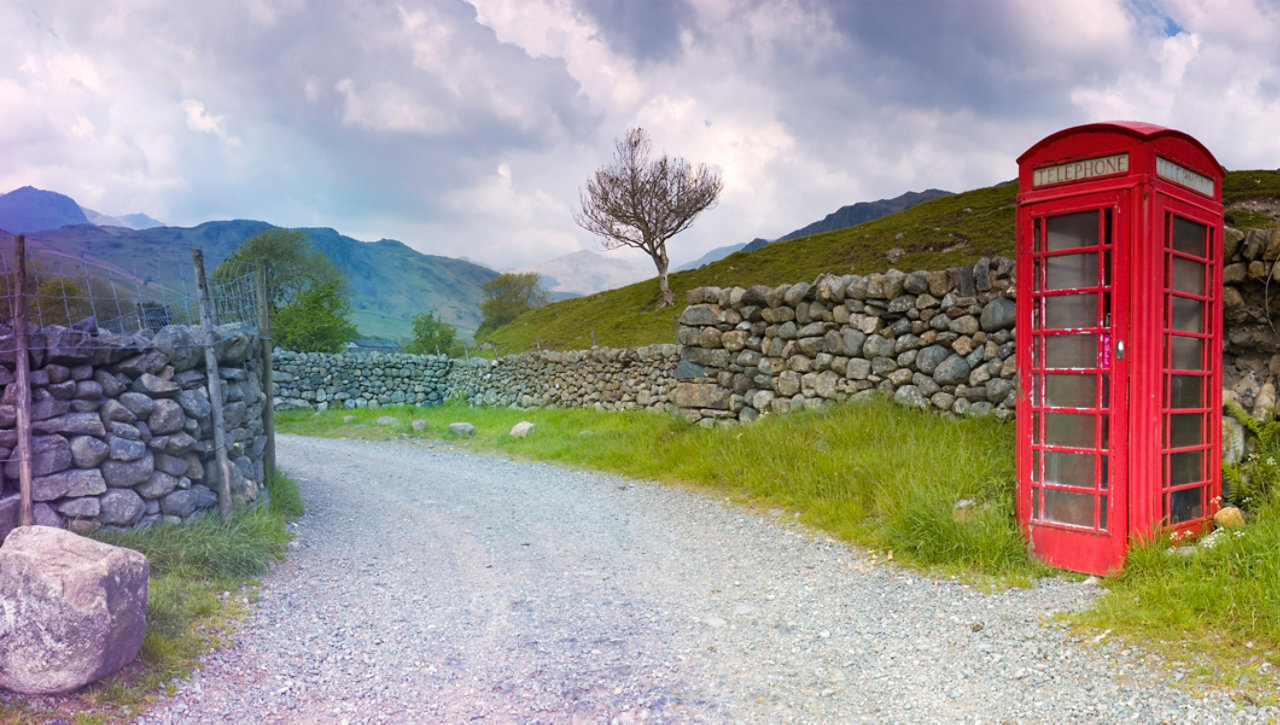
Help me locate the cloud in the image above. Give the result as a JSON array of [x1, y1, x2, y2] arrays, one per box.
[[3, 0, 1279, 273], [181, 99, 241, 146]]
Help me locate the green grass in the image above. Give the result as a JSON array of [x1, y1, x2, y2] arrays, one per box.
[[280, 398, 1280, 697], [0, 472, 302, 725]]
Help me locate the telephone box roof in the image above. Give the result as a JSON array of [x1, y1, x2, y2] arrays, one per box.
[[1017, 121, 1225, 174]]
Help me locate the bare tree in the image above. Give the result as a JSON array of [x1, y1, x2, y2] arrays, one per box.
[[574, 127, 723, 309]]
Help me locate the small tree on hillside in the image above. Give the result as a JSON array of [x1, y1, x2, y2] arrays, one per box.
[[213, 228, 345, 313], [477, 272, 548, 339], [271, 277, 358, 353], [405, 311, 462, 356], [574, 127, 723, 309]]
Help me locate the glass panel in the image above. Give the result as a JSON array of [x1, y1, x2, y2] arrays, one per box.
[[1045, 294, 1098, 329], [1046, 253, 1099, 290], [1172, 216, 1206, 257], [1170, 487, 1204, 524], [1046, 211, 1099, 251], [1171, 297, 1204, 333], [1030, 375, 1041, 406], [1171, 257, 1205, 295], [1043, 488, 1095, 527], [1099, 494, 1108, 530], [1031, 486, 1040, 517], [1170, 413, 1203, 448], [1101, 374, 1110, 408], [1045, 334, 1096, 369], [1045, 412, 1096, 448], [1033, 224, 1041, 253], [1100, 455, 1109, 489], [1031, 449, 1040, 481], [1169, 336, 1203, 370], [1169, 451, 1204, 485], [1044, 451, 1096, 488], [1031, 411, 1041, 443], [1046, 374, 1096, 409], [1168, 375, 1203, 409]]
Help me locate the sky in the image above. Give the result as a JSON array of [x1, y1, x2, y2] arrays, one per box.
[[3, 0, 1280, 272]]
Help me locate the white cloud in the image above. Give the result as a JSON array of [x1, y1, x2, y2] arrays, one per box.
[[181, 99, 241, 146]]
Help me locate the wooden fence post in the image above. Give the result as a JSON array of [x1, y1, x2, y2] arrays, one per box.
[[191, 249, 235, 521], [254, 265, 276, 483], [13, 235, 33, 526]]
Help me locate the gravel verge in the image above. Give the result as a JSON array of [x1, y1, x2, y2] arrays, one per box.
[[135, 434, 1268, 723]]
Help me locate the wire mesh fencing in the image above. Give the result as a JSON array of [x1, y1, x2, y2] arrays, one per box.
[[0, 240, 263, 355]]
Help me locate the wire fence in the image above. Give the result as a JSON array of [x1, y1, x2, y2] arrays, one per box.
[[0, 240, 262, 354]]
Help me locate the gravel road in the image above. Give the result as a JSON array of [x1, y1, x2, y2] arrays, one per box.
[[135, 434, 1265, 723]]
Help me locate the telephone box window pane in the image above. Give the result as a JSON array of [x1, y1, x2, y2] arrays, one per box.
[[1170, 487, 1204, 524], [1172, 216, 1206, 257], [1043, 488, 1095, 527], [1031, 486, 1040, 517], [1044, 412, 1096, 448], [1169, 451, 1204, 485], [1170, 297, 1204, 333], [1168, 375, 1203, 409], [1044, 451, 1095, 488], [1169, 336, 1203, 370], [1045, 294, 1098, 329], [1045, 334, 1096, 369], [1045, 374, 1096, 409], [1046, 253, 1099, 290], [1099, 494, 1108, 530], [1169, 413, 1203, 448], [1171, 258, 1205, 295], [1046, 211, 1099, 251], [1031, 449, 1040, 481]]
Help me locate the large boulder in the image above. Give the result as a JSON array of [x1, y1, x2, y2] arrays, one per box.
[[0, 526, 148, 694]]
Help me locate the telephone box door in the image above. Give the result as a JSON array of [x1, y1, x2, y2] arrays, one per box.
[[1017, 192, 1130, 574]]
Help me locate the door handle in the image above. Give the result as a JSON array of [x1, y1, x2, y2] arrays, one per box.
[[1116, 340, 1125, 361]]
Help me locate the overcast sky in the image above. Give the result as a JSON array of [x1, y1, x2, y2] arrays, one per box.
[[4, 0, 1279, 271]]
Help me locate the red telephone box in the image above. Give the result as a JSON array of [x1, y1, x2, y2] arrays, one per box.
[[1015, 121, 1225, 575]]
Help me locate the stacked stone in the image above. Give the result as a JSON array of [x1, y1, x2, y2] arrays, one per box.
[[673, 257, 1018, 426], [0, 321, 265, 533], [444, 346, 679, 411], [1221, 224, 1280, 419], [272, 350, 452, 410]]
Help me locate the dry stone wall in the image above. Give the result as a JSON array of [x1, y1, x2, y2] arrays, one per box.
[[0, 321, 267, 534], [272, 345, 680, 413], [1221, 224, 1280, 419], [672, 257, 1018, 426]]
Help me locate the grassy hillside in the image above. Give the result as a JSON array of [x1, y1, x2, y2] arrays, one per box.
[[487, 171, 1280, 354], [486, 183, 1017, 353]]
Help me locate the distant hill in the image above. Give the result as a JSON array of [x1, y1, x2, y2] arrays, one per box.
[[0, 186, 165, 232], [513, 249, 651, 297], [122, 213, 165, 229], [10, 221, 496, 341], [676, 189, 953, 271], [0, 186, 89, 234]]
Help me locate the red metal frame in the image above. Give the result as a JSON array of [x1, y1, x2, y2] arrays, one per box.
[[1016, 122, 1224, 575]]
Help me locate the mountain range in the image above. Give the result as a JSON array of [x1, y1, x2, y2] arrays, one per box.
[[675, 188, 953, 271], [2, 184, 961, 344], [0, 187, 495, 341]]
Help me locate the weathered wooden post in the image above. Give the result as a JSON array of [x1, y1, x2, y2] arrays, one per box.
[[190, 249, 235, 521], [254, 264, 276, 483], [13, 235, 33, 526]]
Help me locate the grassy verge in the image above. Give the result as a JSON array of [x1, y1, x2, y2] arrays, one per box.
[[280, 399, 1280, 698], [0, 471, 303, 725]]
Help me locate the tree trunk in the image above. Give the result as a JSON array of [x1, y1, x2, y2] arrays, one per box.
[[653, 251, 673, 309]]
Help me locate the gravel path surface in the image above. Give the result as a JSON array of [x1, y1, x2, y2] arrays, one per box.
[[135, 434, 1263, 723]]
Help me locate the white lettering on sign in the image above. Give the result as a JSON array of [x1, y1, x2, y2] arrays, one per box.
[[1033, 154, 1129, 187], [1156, 157, 1215, 196]]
